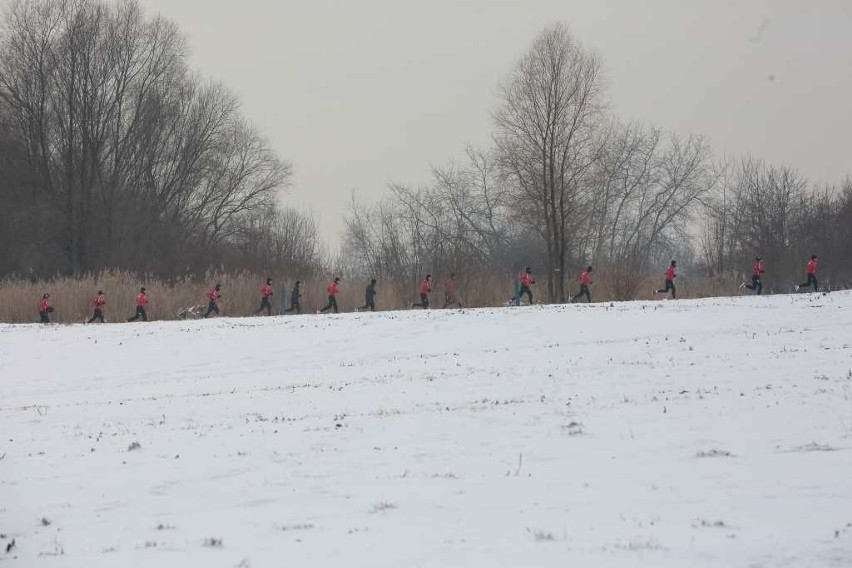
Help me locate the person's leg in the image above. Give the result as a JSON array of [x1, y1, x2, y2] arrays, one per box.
[[670, 281, 676, 299], [40, 312, 49, 324], [140, 307, 148, 321], [583, 285, 591, 303], [203, 301, 215, 318], [810, 274, 819, 292], [87, 312, 96, 324], [369, 301, 375, 312], [332, 297, 339, 313], [321, 296, 333, 312], [264, 298, 272, 316], [756, 277, 762, 295]]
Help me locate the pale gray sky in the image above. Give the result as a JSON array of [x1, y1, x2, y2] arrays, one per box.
[[140, 0, 852, 245]]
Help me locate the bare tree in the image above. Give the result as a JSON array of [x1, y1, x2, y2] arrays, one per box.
[[580, 123, 715, 299], [493, 23, 606, 301], [0, 0, 293, 278]]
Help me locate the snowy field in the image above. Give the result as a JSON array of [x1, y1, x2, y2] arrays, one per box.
[[2, 292, 852, 567]]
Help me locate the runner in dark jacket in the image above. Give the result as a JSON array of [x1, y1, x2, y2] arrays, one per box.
[[359, 279, 377, 312], [285, 281, 302, 314]]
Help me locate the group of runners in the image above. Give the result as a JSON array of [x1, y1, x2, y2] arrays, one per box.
[[34, 255, 822, 324]]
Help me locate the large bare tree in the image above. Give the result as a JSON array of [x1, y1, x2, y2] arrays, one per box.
[[493, 23, 606, 301]]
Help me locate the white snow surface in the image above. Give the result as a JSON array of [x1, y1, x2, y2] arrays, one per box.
[[2, 293, 852, 567]]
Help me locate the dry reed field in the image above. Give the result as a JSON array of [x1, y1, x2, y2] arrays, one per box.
[[0, 271, 750, 324]]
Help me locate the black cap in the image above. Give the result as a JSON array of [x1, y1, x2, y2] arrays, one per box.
[[42, 293, 50, 298], [98, 290, 103, 294], [525, 267, 532, 273], [671, 260, 677, 266], [756, 256, 761, 261], [334, 277, 340, 282], [215, 283, 221, 289], [587, 266, 593, 272], [141, 287, 146, 292], [266, 278, 272, 284], [811, 255, 818, 260]]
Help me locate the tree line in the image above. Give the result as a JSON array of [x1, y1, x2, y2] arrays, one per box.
[[344, 24, 852, 301], [0, 0, 324, 281], [0, 5, 848, 303]]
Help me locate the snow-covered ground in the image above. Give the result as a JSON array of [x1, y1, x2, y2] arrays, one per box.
[[2, 292, 851, 567]]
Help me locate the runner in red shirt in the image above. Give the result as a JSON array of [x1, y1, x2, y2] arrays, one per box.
[[796, 255, 819, 292], [518, 267, 535, 305], [87, 290, 106, 323], [320, 277, 341, 313], [127, 287, 148, 322], [653, 260, 677, 299], [443, 273, 462, 308], [255, 278, 274, 315], [38, 293, 53, 324], [203, 283, 222, 318], [570, 266, 593, 303], [741, 256, 764, 295], [412, 275, 432, 309]]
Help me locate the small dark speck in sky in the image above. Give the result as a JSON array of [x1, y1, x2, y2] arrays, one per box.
[[749, 17, 770, 43]]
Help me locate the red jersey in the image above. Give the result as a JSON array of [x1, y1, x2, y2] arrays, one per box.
[[519, 272, 532, 287], [579, 271, 591, 286], [419, 279, 432, 295], [207, 289, 221, 302], [136, 293, 147, 307], [752, 260, 764, 277], [807, 259, 817, 275], [261, 284, 273, 298], [327, 281, 339, 297], [39, 298, 50, 312], [444, 278, 456, 293], [93, 294, 106, 309], [665, 266, 676, 280]]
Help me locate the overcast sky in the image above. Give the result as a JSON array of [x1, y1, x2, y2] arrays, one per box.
[[139, 0, 852, 245]]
